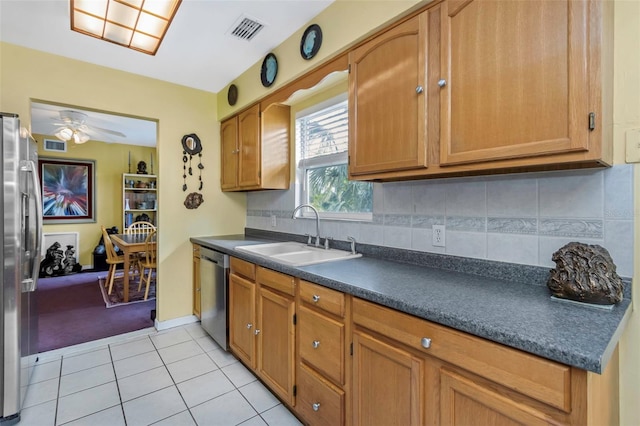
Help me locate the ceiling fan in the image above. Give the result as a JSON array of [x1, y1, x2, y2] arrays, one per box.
[[53, 110, 126, 144]]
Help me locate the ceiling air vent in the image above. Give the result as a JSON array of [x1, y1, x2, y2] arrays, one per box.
[[44, 138, 67, 153], [228, 15, 265, 41]]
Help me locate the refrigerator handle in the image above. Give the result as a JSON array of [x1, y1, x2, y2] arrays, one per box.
[[20, 159, 43, 292]]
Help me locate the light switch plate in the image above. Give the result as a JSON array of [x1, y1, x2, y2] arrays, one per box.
[[625, 128, 640, 163]]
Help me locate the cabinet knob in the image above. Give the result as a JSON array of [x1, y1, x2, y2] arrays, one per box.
[[232, 149, 240, 154], [415, 85, 424, 94], [421, 337, 432, 349], [312, 403, 321, 412], [312, 340, 320, 349], [254, 329, 261, 335], [246, 323, 252, 329], [312, 294, 320, 303], [437, 79, 447, 87]]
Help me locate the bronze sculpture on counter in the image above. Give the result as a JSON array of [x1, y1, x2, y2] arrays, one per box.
[[547, 242, 623, 305]]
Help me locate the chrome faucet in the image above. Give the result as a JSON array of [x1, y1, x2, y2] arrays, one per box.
[[292, 204, 321, 247]]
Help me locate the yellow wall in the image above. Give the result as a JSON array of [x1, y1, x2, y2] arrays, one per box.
[[614, 2, 640, 424], [33, 135, 155, 267], [217, 0, 426, 119], [0, 42, 247, 322]]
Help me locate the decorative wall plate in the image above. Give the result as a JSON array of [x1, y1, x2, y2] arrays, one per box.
[[300, 24, 322, 60], [260, 53, 278, 87], [227, 84, 238, 106]]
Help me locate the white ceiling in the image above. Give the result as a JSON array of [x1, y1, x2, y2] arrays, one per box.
[[1, 0, 335, 146]]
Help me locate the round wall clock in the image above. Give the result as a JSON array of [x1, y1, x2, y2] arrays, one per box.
[[300, 24, 322, 60], [260, 53, 278, 87], [227, 84, 238, 106]]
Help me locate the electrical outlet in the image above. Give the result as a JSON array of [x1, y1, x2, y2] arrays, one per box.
[[270, 215, 277, 227], [432, 224, 445, 247]]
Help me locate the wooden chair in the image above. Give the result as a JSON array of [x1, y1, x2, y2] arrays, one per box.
[[125, 221, 156, 234], [125, 221, 156, 271], [138, 229, 157, 300], [101, 226, 125, 295]]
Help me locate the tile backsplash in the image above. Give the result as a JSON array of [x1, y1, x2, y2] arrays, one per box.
[[246, 165, 634, 278]]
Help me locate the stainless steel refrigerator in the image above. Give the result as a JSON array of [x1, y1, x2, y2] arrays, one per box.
[[1, 112, 42, 424]]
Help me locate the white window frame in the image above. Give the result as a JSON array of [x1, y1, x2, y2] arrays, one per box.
[[295, 93, 372, 221]]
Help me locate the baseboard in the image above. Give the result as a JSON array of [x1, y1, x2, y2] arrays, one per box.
[[155, 315, 199, 331]]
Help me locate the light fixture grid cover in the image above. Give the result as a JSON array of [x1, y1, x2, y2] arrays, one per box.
[[70, 0, 182, 55], [228, 15, 265, 41]]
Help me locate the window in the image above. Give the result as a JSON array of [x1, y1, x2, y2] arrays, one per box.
[[295, 94, 372, 220]]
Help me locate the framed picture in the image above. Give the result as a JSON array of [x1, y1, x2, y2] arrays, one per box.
[[39, 157, 95, 224]]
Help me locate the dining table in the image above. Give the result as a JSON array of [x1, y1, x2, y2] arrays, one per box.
[[110, 232, 156, 303]]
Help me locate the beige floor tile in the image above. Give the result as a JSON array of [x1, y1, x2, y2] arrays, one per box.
[[59, 363, 115, 397], [177, 370, 235, 408], [122, 386, 187, 425], [113, 350, 163, 379], [157, 340, 204, 364], [166, 353, 218, 384], [118, 366, 173, 402], [61, 348, 111, 376], [190, 390, 257, 426], [56, 382, 120, 425]]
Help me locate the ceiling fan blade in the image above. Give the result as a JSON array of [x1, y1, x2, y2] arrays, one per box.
[[87, 125, 126, 138]]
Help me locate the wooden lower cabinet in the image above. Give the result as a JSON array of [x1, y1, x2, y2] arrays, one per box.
[[297, 363, 345, 426], [256, 284, 296, 406], [352, 297, 620, 426], [228, 258, 297, 407], [352, 330, 425, 426], [228, 270, 256, 368], [228, 262, 619, 426]]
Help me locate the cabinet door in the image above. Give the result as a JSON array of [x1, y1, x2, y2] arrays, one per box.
[[220, 116, 239, 190], [192, 245, 201, 318], [229, 273, 255, 368], [349, 14, 428, 175], [440, 368, 551, 426], [256, 286, 295, 406], [238, 104, 261, 188], [440, 0, 591, 166], [352, 330, 424, 426]]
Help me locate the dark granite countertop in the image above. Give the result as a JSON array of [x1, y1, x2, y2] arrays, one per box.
[[190, 232, 632, 374]]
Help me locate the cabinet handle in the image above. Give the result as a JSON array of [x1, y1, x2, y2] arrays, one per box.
[[246, 323, 252, 329], [312, 340, 320, 349], [415, 85, 424, 94], [312, 403, 321, 412], [232, 149, 240, 154], [421, 337, 432, 349], [254, 329, 261, 335], [437, 79, 447, 87], [312, 294, 320, 303]]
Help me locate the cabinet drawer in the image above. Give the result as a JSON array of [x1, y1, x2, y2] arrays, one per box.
[[299, 305, 345, 385], [297, 363, 344, 426], [352, 298, 571, 412], [231, 257, 255, 280], [299, 280, 345, 317], [257, 266, 295, 296]]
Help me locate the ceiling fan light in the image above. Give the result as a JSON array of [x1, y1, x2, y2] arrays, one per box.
[[56, 128, 73, 141]]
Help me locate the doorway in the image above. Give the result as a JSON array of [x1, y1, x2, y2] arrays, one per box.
[[30, 100, 159, 352]]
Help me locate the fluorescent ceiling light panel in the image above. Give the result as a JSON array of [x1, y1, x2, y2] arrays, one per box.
[[71, 0, 182, 55]]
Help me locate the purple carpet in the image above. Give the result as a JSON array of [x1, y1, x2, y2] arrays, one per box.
[[37, 271, 155, 352]]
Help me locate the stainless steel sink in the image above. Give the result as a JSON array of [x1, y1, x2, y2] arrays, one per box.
[[235, 241, 361, 266]]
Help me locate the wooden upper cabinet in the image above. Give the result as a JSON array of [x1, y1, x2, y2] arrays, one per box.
[[440, 0, 596, 166], [348, 13, 429, 175], [220, 103, 290, 191], [220, 116, 239, 190], [238, 104, 261, 188]]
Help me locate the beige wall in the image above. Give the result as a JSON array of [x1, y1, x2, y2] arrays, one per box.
[[0, 42, 247, 322], [614, 2, 640, 424], [33, 135, 155, 267], [220, 0, 640, 422]]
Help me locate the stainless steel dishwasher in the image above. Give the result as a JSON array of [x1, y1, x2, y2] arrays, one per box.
[[199, 247, 229, 350]]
